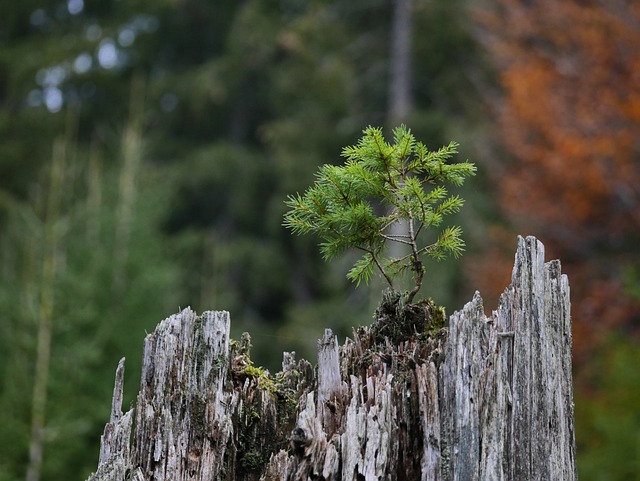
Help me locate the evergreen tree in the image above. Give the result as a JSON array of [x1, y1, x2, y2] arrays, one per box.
[[284, 125, 475, 303]]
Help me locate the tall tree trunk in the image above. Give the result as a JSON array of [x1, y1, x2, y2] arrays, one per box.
[[388, 0, 413, 126], [25, 138, 66, 481], [112, 76, 145, 296], [87, 236, 577, 480]]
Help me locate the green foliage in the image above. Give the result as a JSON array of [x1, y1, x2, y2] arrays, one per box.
[[575, 336, 640, 480], [0, 118, 182, 481], [284, 125, 475, 303]]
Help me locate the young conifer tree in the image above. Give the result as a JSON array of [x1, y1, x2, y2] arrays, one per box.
[[283, 125, 476, 304]]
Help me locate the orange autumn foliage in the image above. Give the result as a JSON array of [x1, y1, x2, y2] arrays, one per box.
[[473, 0, 640, 360]]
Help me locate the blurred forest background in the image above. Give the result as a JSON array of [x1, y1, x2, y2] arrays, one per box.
[[0, 0, 638, 479]]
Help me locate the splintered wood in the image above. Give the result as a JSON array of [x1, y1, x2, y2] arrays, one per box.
[[88, 236, 577, 480]]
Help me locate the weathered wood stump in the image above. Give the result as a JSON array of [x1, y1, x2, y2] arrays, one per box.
[[87, 236, 577, 480]]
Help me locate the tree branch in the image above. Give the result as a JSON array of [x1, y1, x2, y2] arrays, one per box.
[[406, 213, 424, 304], [380, 234, 414, 245], [355, 246, 395, 290]]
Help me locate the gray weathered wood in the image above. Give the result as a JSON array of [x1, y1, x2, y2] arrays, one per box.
[[87, 358, 132, 481], [87, 236, 577, 480]]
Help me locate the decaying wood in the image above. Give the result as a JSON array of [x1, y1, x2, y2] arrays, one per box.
[[87, 236, 577, 480]]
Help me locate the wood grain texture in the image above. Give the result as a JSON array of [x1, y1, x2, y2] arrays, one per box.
[[87, 236, 577, 480]]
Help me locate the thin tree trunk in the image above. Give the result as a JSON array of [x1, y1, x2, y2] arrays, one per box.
[[389, 0, 413, 126], [26, 138, 66, 481], [86, 136, 104, 245], [87, 236, 577, 480], [112, 75, 145, 295]]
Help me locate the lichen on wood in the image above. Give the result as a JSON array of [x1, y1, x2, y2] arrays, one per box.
[[87, 236, 577, 481]]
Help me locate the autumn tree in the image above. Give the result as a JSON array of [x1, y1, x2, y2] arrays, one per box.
[[474, 0, 640, 353]]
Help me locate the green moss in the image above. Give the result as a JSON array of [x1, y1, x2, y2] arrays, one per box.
[[241, 362, 278, 393], [235, 399, 277, 476], [242, 363, 265, 378], [370, 290, 448, 344], [213, 352, 226, 371], [424, 300, 447, 336], [248, 407, 260, 421], [189, 394, 208, 440], [239, 449, 265, 472], [227, 331, 306, 477]]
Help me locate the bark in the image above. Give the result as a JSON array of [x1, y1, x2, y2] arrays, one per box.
[[87, 235, 577, 481]]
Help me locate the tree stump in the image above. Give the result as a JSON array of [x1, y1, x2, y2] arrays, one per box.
[[87, 235, 577, 480]]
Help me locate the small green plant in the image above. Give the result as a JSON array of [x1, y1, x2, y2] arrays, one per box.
[[283, 125, 476, 303]]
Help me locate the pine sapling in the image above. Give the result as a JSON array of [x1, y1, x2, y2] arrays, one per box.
[[283, 125, 476, 304]]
